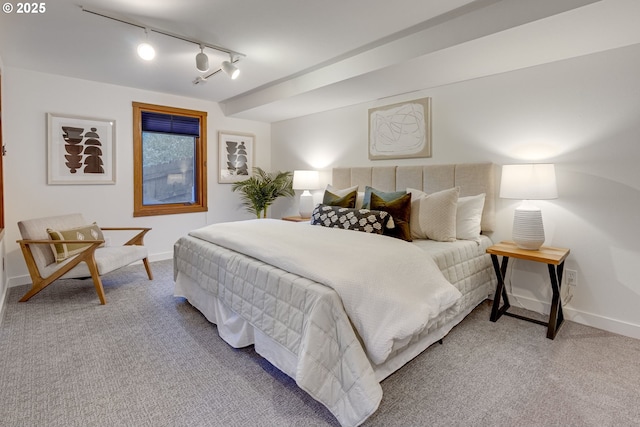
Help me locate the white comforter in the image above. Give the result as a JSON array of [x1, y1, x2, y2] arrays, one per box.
[[189, 219, 461, 365]]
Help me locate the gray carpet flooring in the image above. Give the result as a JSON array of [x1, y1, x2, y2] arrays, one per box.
[[1, 259, 639, 427]]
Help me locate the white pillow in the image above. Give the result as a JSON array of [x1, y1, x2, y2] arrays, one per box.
[[407, 187, 460, 242], [456, 193, 485, 242], [407, 188, 427, 239]]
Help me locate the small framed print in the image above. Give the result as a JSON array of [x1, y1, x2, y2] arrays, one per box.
[[47, 113, 116, 184], [218, 131, 254, 183]]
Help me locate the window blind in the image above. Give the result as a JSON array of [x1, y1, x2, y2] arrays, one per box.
[[141, 111, 200, 137]]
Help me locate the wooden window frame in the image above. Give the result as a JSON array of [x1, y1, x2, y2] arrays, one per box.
[[133, 102, 207, 217]]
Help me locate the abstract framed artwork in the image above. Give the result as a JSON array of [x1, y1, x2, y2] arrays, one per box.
[[368, 97, 432, 160], [218, 131, 254, 183], [47, 113, 116, 184]]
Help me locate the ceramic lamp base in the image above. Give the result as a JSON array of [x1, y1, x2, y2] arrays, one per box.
[[512, 202, 545, 250], [298, 191, 314, 218]]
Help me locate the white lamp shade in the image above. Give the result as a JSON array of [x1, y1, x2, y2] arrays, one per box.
[[292, 170, 320, 190], [500, 164, 557, 200]]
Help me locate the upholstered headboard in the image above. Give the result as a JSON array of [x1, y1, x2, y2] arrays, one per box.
[[332, 163, 496, 232]]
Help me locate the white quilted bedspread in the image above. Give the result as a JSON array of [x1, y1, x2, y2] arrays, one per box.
[[175, 234, 381, 426], [189, 219, 461, 365]]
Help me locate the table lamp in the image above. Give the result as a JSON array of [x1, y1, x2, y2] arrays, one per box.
[[292, 170, 320, 218], [500, 164, 558, 250]]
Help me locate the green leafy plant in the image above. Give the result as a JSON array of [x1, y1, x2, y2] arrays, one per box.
[[231, 167, 295, 218]]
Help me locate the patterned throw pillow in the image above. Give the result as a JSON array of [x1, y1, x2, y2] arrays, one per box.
[[310, 204, 392, 234], [47, 222, 105, 263]]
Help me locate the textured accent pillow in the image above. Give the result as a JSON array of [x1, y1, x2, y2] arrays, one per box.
[[323, 184, 358, 208], [310, 204, 392, 234], [362, 186, 407, 209], [407, 188, 430, 239], [47, 223, 105, 263], [457, 193, 485, 241], [370, 192, 412, 241], [407, 187, 460, 242], [322, 189, 357, 208]]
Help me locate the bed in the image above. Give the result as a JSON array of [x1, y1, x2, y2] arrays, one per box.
[[173, 163, 497, 426]]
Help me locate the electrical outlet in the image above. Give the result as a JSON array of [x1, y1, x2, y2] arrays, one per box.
[[566, 269, 578, 287]]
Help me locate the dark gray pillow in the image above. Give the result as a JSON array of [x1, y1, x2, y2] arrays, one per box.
[[310, 204, 392, 234]]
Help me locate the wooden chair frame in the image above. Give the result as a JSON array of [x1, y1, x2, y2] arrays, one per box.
[[17, 227, 152, 304]]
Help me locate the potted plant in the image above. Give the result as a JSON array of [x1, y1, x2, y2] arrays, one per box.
[[232, 167, 295, 218]]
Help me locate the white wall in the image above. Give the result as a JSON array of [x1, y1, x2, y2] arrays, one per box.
[[271, 44, 640, 339], [3, 67, 270, 285]]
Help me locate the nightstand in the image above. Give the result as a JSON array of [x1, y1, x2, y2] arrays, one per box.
[[281, 216, 310, 222], [487, 241, 570, 339]]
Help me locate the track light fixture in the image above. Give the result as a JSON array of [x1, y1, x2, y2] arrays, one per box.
[[81, 6, 245, 80], [221, 55, 240, 80], [195, 45, 209, 72], [137, 28, 155, 61]]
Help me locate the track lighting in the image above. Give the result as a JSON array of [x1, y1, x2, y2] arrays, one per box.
[[221, 56, 240, 80], [81, 6, 245, 81], [195, 45, 209, 72], [137, 28, 155, 61]]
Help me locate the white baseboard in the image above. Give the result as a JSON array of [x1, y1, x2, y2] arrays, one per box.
[[7, 251, 174, 288], [148, 251, 173, 263], [7, 274, 32, 288], [506, 292, 640, 341]]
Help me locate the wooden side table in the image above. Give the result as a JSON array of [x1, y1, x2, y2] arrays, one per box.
[[281, 216, 310, 222], [487, 241, 570, 339]]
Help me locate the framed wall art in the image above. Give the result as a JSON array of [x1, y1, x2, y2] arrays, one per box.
[[47, 113, 116, 184], [219, 131, 254, 183], [368, 97, 432, 160]]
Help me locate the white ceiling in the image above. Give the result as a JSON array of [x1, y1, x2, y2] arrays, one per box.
[[1, 0, 639, 123]]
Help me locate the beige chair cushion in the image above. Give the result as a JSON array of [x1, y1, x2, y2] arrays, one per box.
[[40, 245, 149, 279]]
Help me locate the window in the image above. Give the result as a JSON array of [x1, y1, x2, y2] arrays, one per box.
[[133, 102, 207, 217]]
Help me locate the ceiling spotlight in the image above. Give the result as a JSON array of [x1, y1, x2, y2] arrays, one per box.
[[195, 45, 209, 72], [137, 28, 155, 61], [221, 56, 240, 79], [137, 43, 155, 60]]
